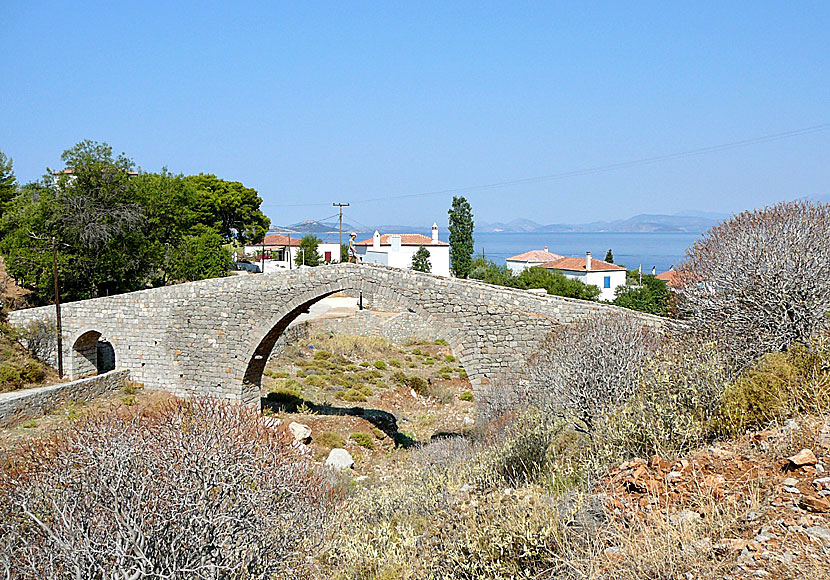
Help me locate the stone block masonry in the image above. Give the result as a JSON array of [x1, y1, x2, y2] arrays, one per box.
[[0, 369, 129, 428], [7, 263, 666, 407]]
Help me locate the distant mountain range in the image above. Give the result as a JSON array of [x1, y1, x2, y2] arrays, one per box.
[[270, 211, 731, 236], [478, 212, 729, 233]]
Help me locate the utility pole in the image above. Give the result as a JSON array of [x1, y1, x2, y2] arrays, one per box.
[[52, 238, 63, 378], [30, 232, 63, 377], [333, 202, 350, 261]]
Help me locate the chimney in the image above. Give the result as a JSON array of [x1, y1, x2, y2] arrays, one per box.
[[372, 230, 380, 250], [544, 246, 548, 253], [390, 235, 402, 253], [586, 251, 592, 271], [431, 222, 439, 243]]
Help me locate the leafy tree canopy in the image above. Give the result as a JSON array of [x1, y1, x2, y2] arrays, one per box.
[[613, 274, 671, 316], [169, 226, 231, 282], [605, 249, 614, 263], [468, 259, 600, 300], [295, 234, 321, 267], [183, 174, 270, 245], [411, 245, 431, 273], [0, 150, 18, 215], [448, 196, 474, 278]]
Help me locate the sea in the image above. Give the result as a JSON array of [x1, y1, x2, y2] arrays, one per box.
[[473, 232, 701, 273]]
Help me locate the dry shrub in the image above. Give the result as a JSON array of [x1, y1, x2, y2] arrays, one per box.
[[524, 314, 662, 435], [0, 398, 328, 579], [678, 199, 830, 364], [19, 319, 57, 364]]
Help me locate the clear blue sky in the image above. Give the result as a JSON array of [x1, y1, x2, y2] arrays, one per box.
[[2, 1, 827, 228]]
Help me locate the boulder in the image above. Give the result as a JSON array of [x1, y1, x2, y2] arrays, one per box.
[[289, 422, 312, 442], [325, 448, 354, 470], [787, 449, 817, 468]]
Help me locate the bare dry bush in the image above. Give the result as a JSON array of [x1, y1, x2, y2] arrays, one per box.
[[19, 319, 56, 364], [0, 398, 327, 579], [525, 314, 662, 435], [678, 199, 830, 363]]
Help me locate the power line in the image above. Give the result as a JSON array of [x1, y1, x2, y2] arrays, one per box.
[[260, 123, 829, 209]]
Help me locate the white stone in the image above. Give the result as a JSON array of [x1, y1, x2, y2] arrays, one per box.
[[325, 448, 354, 470], [289, 422, 312, 442]]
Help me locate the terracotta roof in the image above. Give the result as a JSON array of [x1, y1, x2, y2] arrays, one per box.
[[261, 234, 301, 247], [506, 249, 565, 263], [656, 269, 681, 288], [356, 233, 449, 246], [540, 257, 626, 272]]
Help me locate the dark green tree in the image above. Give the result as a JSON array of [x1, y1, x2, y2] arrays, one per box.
[[605, 249, 614, 263], [469, 257, 520, 287], [411, 245, 431, 273], [517, 267, 601, 301], [295, 234, 321, 267], [340, 243, 349, 263], [183, 174, 270, 244], [448, 196, 474, 278], [613, 274, 672, 316], [0, 150, 17, 216], [169, 226, 231, 282]]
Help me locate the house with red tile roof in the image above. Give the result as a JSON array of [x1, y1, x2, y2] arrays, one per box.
[[505, 247, 565, 274], [656, 268, 681, 289], [540, 252, 627, 301], [243, 234, 341, 271], [355, 224, 451, 277]]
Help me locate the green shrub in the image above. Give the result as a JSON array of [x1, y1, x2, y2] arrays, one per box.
[[20, 419, 39, 429], [411, 347, 422, 356], [460, 391, 474, 402], [350, 432, 375, 449], [304, 375, 327, 388], [444, 355, 456, 362], [371, 427, 385, 439], [22, 360, 45, 383], [272, 370, 290, 379], [344, 364, 359, 372], [316, 431, 347, 449], [405, 375, 428, 396], [458, 368, 468, 379], [341, 389, 368, 402], [713, 341, 830, 436], [434, 339, 448, 345], [314, 350, 332, 361], [373, 360, 387, 370], [389, 359, 402, 368], [295, 369, 307, 378], [0, 362, 24, 391], [391, 370, 407, 385]]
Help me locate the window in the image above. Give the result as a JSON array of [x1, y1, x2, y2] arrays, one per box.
[[604, 276, 611, 288]]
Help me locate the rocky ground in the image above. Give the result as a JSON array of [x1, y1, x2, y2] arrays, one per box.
[[601, 417, 830, 578]]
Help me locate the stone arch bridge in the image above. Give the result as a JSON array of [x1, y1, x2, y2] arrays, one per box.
[[8, 263, 661, 406]]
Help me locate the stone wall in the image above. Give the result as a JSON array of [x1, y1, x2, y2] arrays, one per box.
[[315, 309, 439, 343], [7, 263, 666, 406], [0, 369, 129, 428]]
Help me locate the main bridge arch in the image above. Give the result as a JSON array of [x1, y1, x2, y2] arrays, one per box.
[[240, 282, 465, 405], [7, 263, 665, 408]]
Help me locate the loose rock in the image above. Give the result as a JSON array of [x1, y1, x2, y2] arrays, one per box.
[[787, 449, 818, 468], [325, 448, 354, 470], [289, 422, 312, 442]]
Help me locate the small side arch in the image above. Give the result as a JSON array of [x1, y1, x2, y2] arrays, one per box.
[[70, 330, 117, 379]]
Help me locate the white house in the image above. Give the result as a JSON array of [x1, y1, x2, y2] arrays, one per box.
[[243, 234, 341, 270], [540, 252, 627, 301], [355, 223, 451, 277], [505, 247, 565, 274]]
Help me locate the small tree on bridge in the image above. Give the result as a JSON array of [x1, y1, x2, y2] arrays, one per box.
[[411, 245, 431, 273], [295, 234, 321, 267], [448, 196, 474, 278]]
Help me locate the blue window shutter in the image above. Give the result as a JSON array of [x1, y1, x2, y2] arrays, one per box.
[[604, 276, 611, 288]]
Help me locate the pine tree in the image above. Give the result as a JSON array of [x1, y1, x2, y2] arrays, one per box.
[[295, 234, 321, 267], [605, 249, 614, 263], [411, 245, 431, 273], [448, 196, 474, 278]]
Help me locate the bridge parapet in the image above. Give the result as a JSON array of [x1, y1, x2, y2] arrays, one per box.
[[8, 263, 666, 405]]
